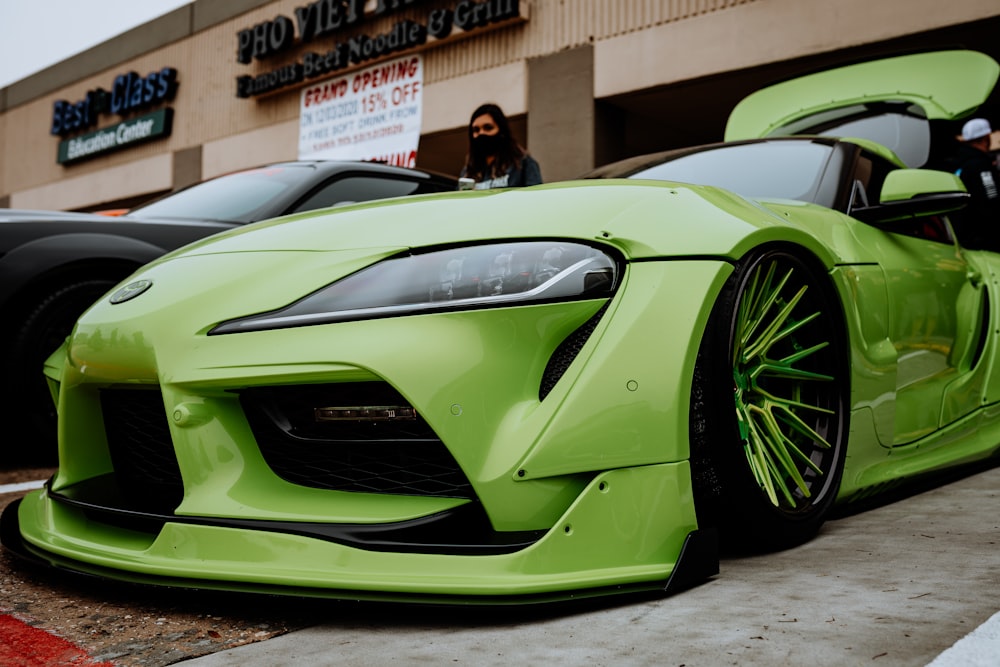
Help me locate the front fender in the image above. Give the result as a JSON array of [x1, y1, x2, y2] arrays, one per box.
[[0, 233, 168, 307], [516, 260, 734, 478]]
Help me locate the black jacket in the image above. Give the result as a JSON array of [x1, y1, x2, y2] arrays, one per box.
[[946, 143, 1000, 249], [461, 155, 543, 190]]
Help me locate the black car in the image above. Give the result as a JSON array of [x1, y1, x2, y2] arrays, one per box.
[[0, 161, 457, 460]]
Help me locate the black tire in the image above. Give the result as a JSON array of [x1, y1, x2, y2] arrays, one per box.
[[4, 279, 116, 463], [691, 247, 848, 551]]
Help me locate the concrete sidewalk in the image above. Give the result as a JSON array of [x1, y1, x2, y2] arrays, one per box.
[[177, 465, 1000, 666]]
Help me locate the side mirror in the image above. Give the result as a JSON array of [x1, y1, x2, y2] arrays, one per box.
[[851, 169, 970, 225]]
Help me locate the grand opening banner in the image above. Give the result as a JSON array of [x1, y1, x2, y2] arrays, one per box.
[[298, 55, 423, 167]]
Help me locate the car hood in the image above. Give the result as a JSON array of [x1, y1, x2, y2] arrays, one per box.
[[156, 181, 834, 265], [725, 50, 999, 141], [79, 182, 855, 353]]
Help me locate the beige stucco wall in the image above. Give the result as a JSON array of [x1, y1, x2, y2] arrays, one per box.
[[202, 120, 299, 179], [0, 0, 761, 207], [423, 61, 528, 134], [12, 154, 173, 210], [594, 0, 1000, 97], [2, 6, 299, 205], [1, 0, 999, 208], [197, 59, 528, 181]]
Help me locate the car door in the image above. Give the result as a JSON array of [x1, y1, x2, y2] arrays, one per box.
[[848, 150, 987, 444]]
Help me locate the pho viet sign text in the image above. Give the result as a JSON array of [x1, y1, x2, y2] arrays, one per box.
[[236, 0, 524, 98]]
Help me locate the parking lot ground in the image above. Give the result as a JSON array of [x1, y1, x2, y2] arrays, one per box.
[[0, 613, 113, 666], [1, 462, 998, 666], [175, 463, 1000, 667], [1, 470, 319, 666]]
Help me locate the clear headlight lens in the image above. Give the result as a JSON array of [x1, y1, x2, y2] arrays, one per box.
[[211, 241, 620, 334]]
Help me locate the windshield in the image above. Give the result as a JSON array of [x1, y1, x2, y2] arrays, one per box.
[[127, 165, 315, 222], [592, 140, 837, 205]]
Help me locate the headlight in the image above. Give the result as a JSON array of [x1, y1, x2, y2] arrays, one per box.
[[211, 241, 620, 334]]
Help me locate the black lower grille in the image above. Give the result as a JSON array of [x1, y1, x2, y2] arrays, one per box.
[[101, 388, 183, 513], [240, 383, 474, 499]]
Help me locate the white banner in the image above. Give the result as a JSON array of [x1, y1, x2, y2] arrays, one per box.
[[298, 55, 423, 167]]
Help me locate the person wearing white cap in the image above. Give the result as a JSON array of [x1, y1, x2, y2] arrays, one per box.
[[962, 117, 994, 146], [948, 118, 999, 249]]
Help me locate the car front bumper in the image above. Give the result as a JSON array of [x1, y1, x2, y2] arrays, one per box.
[[4, 463, 716, 602]]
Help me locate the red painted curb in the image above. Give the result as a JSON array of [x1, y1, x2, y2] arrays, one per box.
[[0, 614, 114, 666]]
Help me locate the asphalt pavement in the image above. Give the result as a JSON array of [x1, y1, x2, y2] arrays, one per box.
[[172, 464, 1000, 667]]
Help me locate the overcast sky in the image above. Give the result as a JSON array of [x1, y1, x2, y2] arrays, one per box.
[[0, 1, 191, 89]]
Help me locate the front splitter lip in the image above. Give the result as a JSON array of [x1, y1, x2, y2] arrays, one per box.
[[47, 474, 545, 556], [3, 464, 716, 603], [2, 497, 717, 605]]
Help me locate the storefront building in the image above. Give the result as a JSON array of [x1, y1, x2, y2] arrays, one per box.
[[1, 0, 998, 211]]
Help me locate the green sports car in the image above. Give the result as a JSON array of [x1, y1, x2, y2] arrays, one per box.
[[3, 50, 999, 602]]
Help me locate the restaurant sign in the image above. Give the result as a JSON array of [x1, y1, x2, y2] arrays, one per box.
[[298, 55, 423, 166], [236, 0, 525, 98]]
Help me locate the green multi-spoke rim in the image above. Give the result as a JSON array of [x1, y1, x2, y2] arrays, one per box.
[[730, 255, 841, 513]]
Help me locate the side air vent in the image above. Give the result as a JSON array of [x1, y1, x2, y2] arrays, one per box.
[[539, 305, 608, 401]]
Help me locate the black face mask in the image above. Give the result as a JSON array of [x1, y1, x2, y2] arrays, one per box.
[[472, 133, 503, 159]]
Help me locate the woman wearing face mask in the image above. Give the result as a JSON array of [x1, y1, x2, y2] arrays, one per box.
[[459, 103, 542, 190]]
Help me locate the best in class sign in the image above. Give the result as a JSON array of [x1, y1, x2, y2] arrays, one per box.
[[299, 55, 423, 166], [51, 68, 178, 165]]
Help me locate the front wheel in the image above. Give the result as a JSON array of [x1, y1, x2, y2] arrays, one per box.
[[691, 248, 849, 551]]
